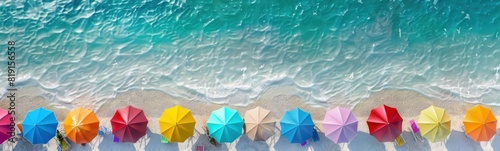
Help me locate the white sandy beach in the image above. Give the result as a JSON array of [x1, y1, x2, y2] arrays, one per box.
[[1, 88, 499, 151]]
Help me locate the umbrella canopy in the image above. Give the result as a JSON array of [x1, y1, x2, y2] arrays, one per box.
[[22, 108, 58, 144], [322, 107, 358, 144], [159, 105, 196, 142], [418, 105, 451, 142], [111, 105, 149, 142], [280, 108, 315, 143], [367, 105, 403, 142], [0, 109, 12, 144], [207, 107, 244, 143], [244, 107, 277, 141], [463, 105, 497, 142], [64, 108, 100, 144]]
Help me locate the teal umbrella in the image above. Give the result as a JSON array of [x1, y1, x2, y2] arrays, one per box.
[[280, 108, 315, 143], [207, 107, 244, 143], [22, 108, 58, 144]]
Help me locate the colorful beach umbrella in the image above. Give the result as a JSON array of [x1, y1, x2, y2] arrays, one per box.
[[22, 108, 58, 144], [244, 107, 276, 141], [0, 109, 12, 144], [64, 108, 100, 144], [207, 107, 244, 143], [417, 105, 451, 142], [463, 105, 497, 142], [280, 108, 315, 143], [366, 105, 403, 142], [322, 107, 358, 144], [159, 105, 196, 142], [111, 105, 148, 143]]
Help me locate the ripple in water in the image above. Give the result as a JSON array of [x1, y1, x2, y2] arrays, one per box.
[[0, 0, 500, 108]]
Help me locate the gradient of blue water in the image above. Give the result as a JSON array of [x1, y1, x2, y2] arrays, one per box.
[[0, 0, 499, 107]]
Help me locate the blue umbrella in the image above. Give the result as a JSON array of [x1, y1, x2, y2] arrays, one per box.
[[280, 108, 315, 143], [207, 107, 244, 143], [22, 108, 58, 144]]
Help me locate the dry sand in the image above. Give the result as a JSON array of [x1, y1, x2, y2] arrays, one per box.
[[1, 88, 499, 151]]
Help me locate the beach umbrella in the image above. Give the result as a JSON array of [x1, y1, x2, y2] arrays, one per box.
[[64, 108, 100, 144], [22, 108, 58, 144], [463, 105, 497, 142], [111, 105, 148, 143], [417, 105, 451, 142], [244, 107, 276, 141], [207, 107, 244, 143], [280, 108, 315, 143], [0, 109, 12, 144], [367, 104, 403, 142], [159, 105, 196, 142], [322, 107, 358, 144]]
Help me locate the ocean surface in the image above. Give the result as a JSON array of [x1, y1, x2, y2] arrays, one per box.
[[1, 0, 500, 108]]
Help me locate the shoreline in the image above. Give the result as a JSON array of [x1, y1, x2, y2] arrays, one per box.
[[1, 87, 499, 150]]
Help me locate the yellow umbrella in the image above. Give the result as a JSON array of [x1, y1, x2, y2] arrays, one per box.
[[159, 105, 196, 142], [463, 105, 497, 142], [417, 106, 451, 142], [63, 108, 100, 144]]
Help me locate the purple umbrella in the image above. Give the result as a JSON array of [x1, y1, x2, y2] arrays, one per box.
[[322, 107, 358, 144]]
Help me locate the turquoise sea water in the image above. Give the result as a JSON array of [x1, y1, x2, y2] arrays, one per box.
[[1, 0, 499, 107]]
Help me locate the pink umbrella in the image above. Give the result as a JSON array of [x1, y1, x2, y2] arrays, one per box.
[[322, 107, 358, 144], [0, 109, 12, 144]]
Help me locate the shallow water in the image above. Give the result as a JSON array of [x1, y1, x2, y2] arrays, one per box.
[[0, 0, 499, 107]]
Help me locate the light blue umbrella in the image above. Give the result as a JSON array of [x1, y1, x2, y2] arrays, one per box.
[[22, 108, 58, 144], [207, 107, 244, 143], [280, 108, 315, 143]]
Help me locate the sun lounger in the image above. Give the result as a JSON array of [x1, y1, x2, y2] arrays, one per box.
[[16, 123, 23, 136], [113, 135, 120, 142], [300, 141, 308, 147], [196, 145, 204, 151], [312, 128, 320, 142], [161, 136, 169, 143], [56, 130, 71, 151], [409, 119, 425, 142], [394, 135, 405, 147], [98, 126, 111, 136]]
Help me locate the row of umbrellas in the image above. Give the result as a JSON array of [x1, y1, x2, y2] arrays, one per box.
[[0, 104, 496, 145], [367, 105, 497, 143]]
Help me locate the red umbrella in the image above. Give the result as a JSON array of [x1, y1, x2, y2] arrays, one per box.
[[111, 105, 149, 142], [366, 104, 403, 142]]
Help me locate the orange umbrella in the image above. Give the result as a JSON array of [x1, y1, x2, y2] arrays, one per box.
[[463, 105, 497, 142], [64, 108, 100, 144]]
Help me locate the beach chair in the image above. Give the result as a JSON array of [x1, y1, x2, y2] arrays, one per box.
[[394, 135, 406, 147], [312, 128, 320, 142], [98, 126, 111, 136], [161, 136, 169, 143], [113, 135, 120, 142], [16, 123, 23, 136], [409, 119, 424, 142], [56, 130, 71, 151], [300, 141, 308, 147], [203, 125, 219, 147], [196, 145, 204, 151]]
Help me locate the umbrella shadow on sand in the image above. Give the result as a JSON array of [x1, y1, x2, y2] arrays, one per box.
[[394, 131, 430, 151], [96, 133, 136, 151], [445, 130, 482, 151], [235, 135, 270, 151], [272, 136, 309, 151], [144, 131, 180, 151], [348, 131, 385, 151], [491, 129, 500, 151], [12, 138, 48, 151], [309, 131, 340, 151]]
